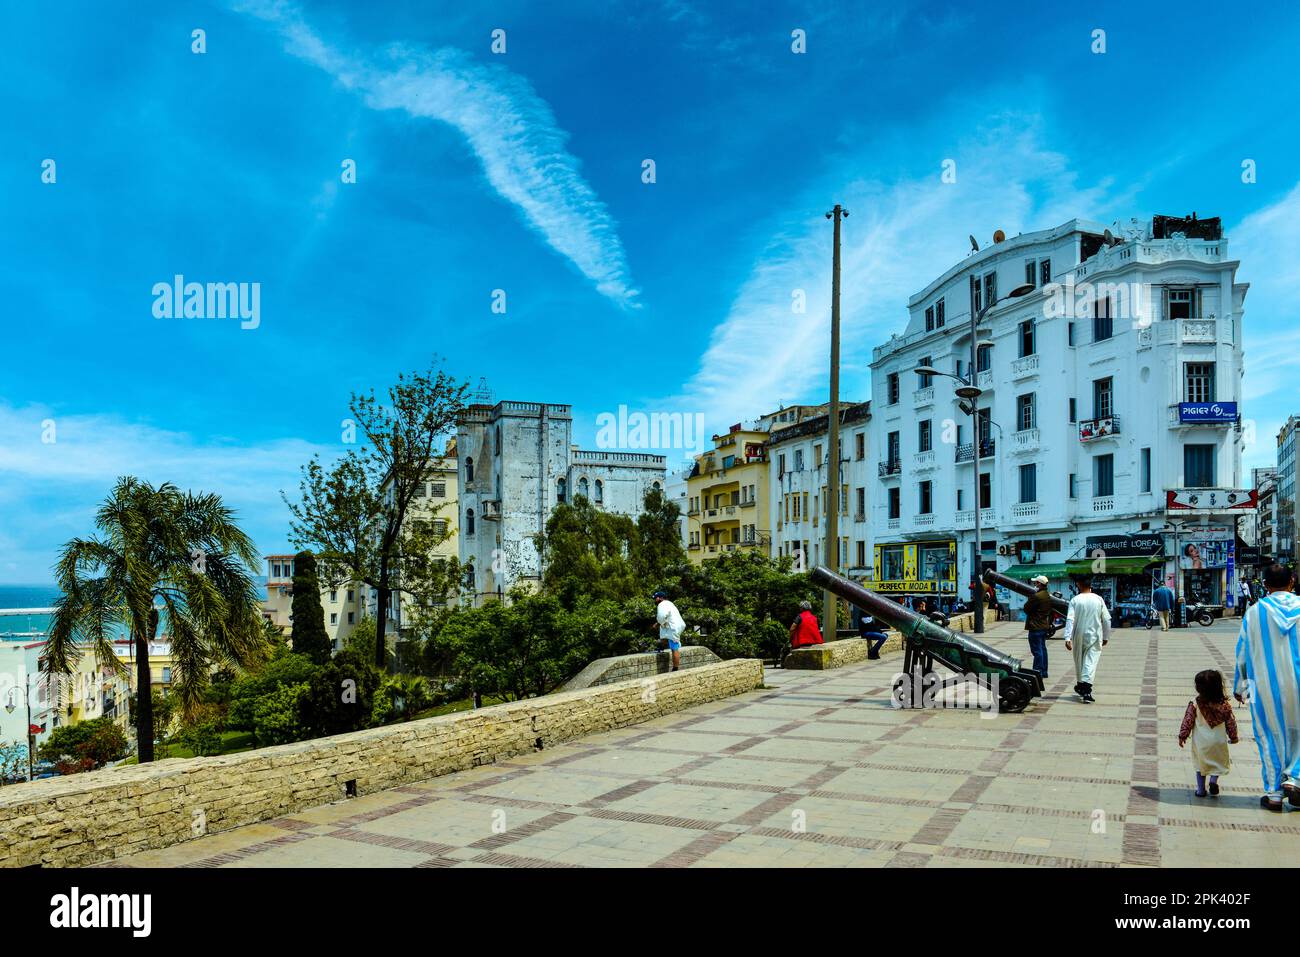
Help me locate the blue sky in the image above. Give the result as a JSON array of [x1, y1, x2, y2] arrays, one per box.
[[3, 0, 1300, 583]]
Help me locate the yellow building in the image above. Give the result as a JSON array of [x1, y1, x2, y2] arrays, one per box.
[[685, 426, 771, 562]]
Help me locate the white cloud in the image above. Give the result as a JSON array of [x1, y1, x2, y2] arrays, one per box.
[[0, 403, 332, 582], [236, 0, 639, 307], [669, 117, 1134, 427]]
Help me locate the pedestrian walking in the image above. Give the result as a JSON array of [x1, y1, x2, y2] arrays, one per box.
[[1238, 576, 1252, 616], [1022, 574, 1054, 678], [1234, 564, 1300, 812], [1153, 581, 1175, 631], [652, 590, 686, 672], [1178, 669, 1239, 798], [1064, 574, 1111, 703]]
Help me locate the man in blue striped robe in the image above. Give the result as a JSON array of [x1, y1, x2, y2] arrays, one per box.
[[1234, 564, 1300, 812]]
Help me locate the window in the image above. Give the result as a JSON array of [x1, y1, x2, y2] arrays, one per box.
[[348, 612, 355, 625], [979, 472, 992, 509], [1093, 377, 1113, 419], [855, 486, 865, 516], [1018, 319, 1035, 357], [925, 305, 935, 331], [1016, 393, 1035, 432], [465, 457, 474, 482], [1185, 444, 1216, 487], [887, 431, 900, 465], [814, 444, 823, 468], [347, 589, 354, 602], [1040, 259, 1051, 286], [162, 668, 171, 684], [976, 408, 991, 446], [1185, 362, 1216, 403], [970, 274, 983, 315], [595, 480, 604, 503], [856, 541, 867, 568], [330, 613, 338, 625], [936, 298, 945, 328], [976, 344, 991, 373], [778, 453, 786, 476], [855, 432, 865, 460], [1140, 448, 1151, 493], [1067, 321, 1075, 346], [433, 519, 448, 536], [917, 356, 933, 388], [1069, 398, 1077, 423], [1025, 260, 1037, 287], [918, 419, 932, 452], [329, 590, 337, 602], [956, 488, 965, 510], [556, 478, 566, 503], [466, 508, 475, 534], [794, 449, 804, 471], [1019, 464, 1037, 504], [1093, 293, 1113, 341], [1095, 454, 1115, 497], [413, 482, 426, 498], [578, 477, 589, 499], [430, 482, 446, 497], [888, 487, 901, 519], [984, 271, 997, 309], [919, 481, 933, 514], [494, 425, 501, 452], [888, 372, 900, 404], [1166, 287, 1200, 320], [881, 545, 905, 580]]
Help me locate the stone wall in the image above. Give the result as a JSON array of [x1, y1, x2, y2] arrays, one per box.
[[559, 646, 720, 691], [0, 659, 763, 869]]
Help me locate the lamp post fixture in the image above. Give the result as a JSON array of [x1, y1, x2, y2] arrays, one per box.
[[1162, 519, 1188, 628], [917, 281, 1033, 633]]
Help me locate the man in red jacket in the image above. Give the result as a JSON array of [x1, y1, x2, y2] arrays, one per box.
[[789, 600, 824, 648]]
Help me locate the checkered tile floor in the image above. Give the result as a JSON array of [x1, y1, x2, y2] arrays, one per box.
[[108, 619, 1300, 868]]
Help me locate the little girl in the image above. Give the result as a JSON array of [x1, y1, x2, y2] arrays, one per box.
[[1177, 669, 1240, 797]]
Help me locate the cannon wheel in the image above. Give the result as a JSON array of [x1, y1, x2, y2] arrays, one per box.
[[998, 676, 1031, 713]]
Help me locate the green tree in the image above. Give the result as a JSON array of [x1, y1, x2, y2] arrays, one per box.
[[36, 717, 128, 772], [226, 653, 319, 731], [285, 361, 468, 670], [632, 486, 687, 586], [45, 477, 270, 763], [290, 551, 332, 664], [253, 683, 311, 746], [178, 703, 225, 756], [296, 649, 382, 738], [536, 496, 638, 605]]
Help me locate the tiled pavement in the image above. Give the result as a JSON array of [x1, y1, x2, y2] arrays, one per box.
[[109, 619, 1300, 868]]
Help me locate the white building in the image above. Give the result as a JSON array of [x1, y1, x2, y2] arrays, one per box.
[[457, 401, 666, 604], [869, 214, 1248, 616], [767, 402, 873, 573], [663, 465, 693, 551]]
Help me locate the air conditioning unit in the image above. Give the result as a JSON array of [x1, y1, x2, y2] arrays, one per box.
[[997, 544, 1012, 556]]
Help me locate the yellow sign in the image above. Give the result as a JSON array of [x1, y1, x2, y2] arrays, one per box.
[[872, 580, 938, 594]]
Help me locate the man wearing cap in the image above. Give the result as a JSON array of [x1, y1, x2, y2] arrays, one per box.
[[652, 591, 686, 672], [1023, 575, 1055, 678]]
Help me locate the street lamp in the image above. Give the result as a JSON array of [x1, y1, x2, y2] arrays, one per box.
[[915, 281, 1034, 633], [1161, 519, 1188, 628]]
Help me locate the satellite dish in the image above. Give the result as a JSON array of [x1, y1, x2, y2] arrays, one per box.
[[992, 229, 1005, 243], [969, 234, 980, 252]]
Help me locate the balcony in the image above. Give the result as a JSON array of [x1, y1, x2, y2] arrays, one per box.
[[1153, 317, 1223, 347], [741, 499, 756, 508], [1010, 502, 1040, 522], [481, 500, 502, 520], [854, 511, 866, 524], [1078, 415, 1120, 442], [912, 386, 935, 407], [1011, 428, 1039, 454], [1092, 496, 1115, 513], [913, 449, 936, 471], [878, 459, 902, 477], [888, 518, 901, 531], [688, 543, 701, 551], [687, 508, 700, 517], [915, 513, 936, 527], [955, 440, 995, 463], [977, 370, 993, 389], [1010, 355, 1040, 379], [955, 508, 996, 528]]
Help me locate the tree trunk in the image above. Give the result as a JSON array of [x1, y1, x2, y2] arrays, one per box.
[[375, 582, 391, 672], [134, 619, 154, 764]]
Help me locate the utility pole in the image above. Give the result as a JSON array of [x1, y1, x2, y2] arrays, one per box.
[[824, 204, 847, 638]]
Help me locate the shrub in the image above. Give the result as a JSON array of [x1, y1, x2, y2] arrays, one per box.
[[252, 683, 311, 747], [297, 649, 381, 738], [36, 717, 128, 772]]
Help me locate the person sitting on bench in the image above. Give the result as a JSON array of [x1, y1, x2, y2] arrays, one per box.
[[852, 603, 889, 660]]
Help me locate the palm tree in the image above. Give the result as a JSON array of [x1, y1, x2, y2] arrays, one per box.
[[44, 477, 270, 763]]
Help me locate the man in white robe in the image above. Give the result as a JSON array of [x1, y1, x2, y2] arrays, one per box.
[[1234, 564, 1300, 812], [1063, 574, 1110, 704]]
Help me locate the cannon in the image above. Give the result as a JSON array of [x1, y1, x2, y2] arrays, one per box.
[[982, 568, 1070, 617], [810, 564, 1045, 713]]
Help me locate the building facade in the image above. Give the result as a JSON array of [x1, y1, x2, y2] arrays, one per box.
[[457, 401, 666, 603], [1278, 416, 1299, 567], [767, 402, 872, 573], [869, 214, 1248, 615]]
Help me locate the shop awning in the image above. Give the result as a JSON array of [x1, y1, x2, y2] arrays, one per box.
[[1064, 554, 1163, 576], [1001, 563, 1070, 581]]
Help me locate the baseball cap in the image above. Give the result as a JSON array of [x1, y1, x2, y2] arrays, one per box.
[[1030, 575, 1049, 586], [652, 590, 667, 599]]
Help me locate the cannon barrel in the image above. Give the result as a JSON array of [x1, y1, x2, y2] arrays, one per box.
[[982, 568, 1069, 616], [809, 564, 1045, 710]]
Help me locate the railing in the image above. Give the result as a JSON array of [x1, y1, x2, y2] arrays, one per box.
[[741, 499, 756, 508], [887, 518, 900, 530], [1010, 502, 1040, 521], [913, 386, 935, 406], [854, 511, 866, 523], [878, 459, 902, 476], [1011, 355, 1039, 378], [955, 508, 996, 528], [1092, 496, 1115, 513], [1181, 319, 1217, 343], [977, 370, 993, 389], [688, 543, 701, 550], [1072, 237, 1227, 282], [914, 449, 936, 469], [1078, 415, 1120, 442], [915, 513, 936, 527], [687, 508, 700, 516], [1011, 428, 1039, 453], [955, 440, 995, 463]]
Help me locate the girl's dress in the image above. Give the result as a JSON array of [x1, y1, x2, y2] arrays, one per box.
[[1178, 699, 1239, 775]]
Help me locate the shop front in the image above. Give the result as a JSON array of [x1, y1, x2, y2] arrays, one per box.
[[1055, 533, 1165, 626], [868, 539, 959, 613], [1174, 525, 1235, 606]]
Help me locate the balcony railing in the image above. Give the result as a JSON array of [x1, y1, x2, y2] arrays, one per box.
[[915, 513, 936, 527], [887, 518, 900, 530], [854, 511, 866, 523], [1010, 502, 1040, 522], [913, 386, 935, 406], [1011, 428, 1039, 454], [1078, 415, 1120, 442], [955, 440, 995, 463], [879, 459, 902, 477], [977, 370, 993, 389], [913, 449, 936, 470], [1011, 355, 1040, 379], [1092, 496, 1115, 513], [955, 508, 996, 528]]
